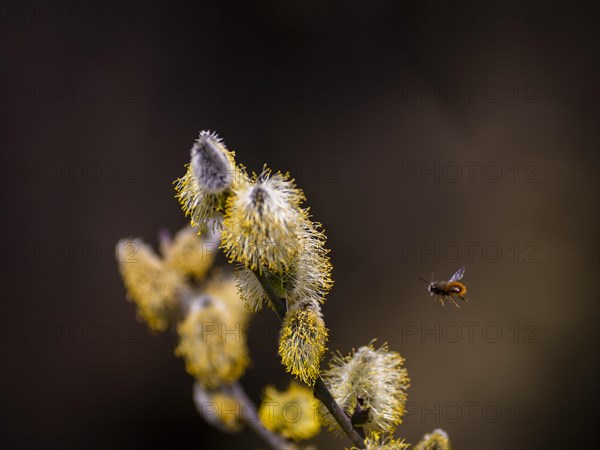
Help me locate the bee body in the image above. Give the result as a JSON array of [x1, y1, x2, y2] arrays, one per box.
[[420, 267, 469, 308]]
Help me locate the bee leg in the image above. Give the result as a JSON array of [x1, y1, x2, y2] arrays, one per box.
[[449, 297, 460, 308], [438, 296, 445, 306], [459, 295, 468, 302]]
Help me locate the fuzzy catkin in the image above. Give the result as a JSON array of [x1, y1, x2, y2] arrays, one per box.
[[258, 382, 321, 441], [278, 299, 328, 385], [220, 170, 307, 273], [163, 226, 216, 279], [175, 131, 244, 233], [191, 131, 234, 193], [116, 238, 183, 331], [348, 432, 410, 450], [414, 429, 452, 450], [175, 296, 249, 389], [321, 343, 410, 434]]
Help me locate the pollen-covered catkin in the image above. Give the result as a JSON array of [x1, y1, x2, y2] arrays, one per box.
[[203, 272, 251, 324], [258, 382, 321, 441], [284, 221, 333, 306], [175, 296, 249, 389], [220, 169, 307, 273], [235, 220, 333, 311], [414, 429, 452, 450], [348, 432, 410, 450], [278, 298, 328, 385], [175, 131, 244, 233], [163, 226, 217, 280], [321, 342, 410, 434], [116, 238, 184, 331]]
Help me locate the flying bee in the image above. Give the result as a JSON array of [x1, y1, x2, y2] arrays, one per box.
[[419, 266, 468, 308]]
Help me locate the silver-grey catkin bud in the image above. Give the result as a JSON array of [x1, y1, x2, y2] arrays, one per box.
[[191, 131, 234, 193]]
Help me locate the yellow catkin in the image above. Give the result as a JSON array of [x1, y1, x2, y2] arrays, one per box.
[[210, 392, 243, 432], [203, 272, 251, 324], [116, 238, 183, 331], [348, 431, 410, 450], [163, 226, 217, 280], [234, 220, 333, 312], [321, 342, 410, 434], [175, 131, 247, 233], [175, 298, 249, 389], [278, 299, 328, 386], [414, 429, 452, 450], [220, 170, 307, 273], [258, 382, 321, 441], [174, 163, 229, 233]]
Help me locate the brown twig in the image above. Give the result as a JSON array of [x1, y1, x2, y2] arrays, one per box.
[[229, 382, 296, 450], [252, 269, 366, 449], [176, 285, 292, 450]]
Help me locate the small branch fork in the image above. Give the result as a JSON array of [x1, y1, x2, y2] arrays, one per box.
[[161, 229, 290, 450], [253, 269, 366, 449], [229, 382, 295, 450]]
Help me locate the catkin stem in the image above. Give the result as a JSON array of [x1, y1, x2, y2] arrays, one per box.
[[161, 263, 289, 450], [229, 382, 295, 450], [253, 269, 287, 320], [252, 269, 366, 449]]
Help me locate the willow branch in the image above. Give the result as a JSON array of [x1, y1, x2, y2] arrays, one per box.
[[168, 264, 291, 450], [253, 270, 286, 320], [229, 382, 295, 450], [252, 269, 366, 449]]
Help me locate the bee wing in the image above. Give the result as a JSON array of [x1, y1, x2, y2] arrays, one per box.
[[449, 266, 465, 282]]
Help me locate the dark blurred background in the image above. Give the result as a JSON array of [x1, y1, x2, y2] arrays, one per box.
[[1, 1, 598, 449]]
